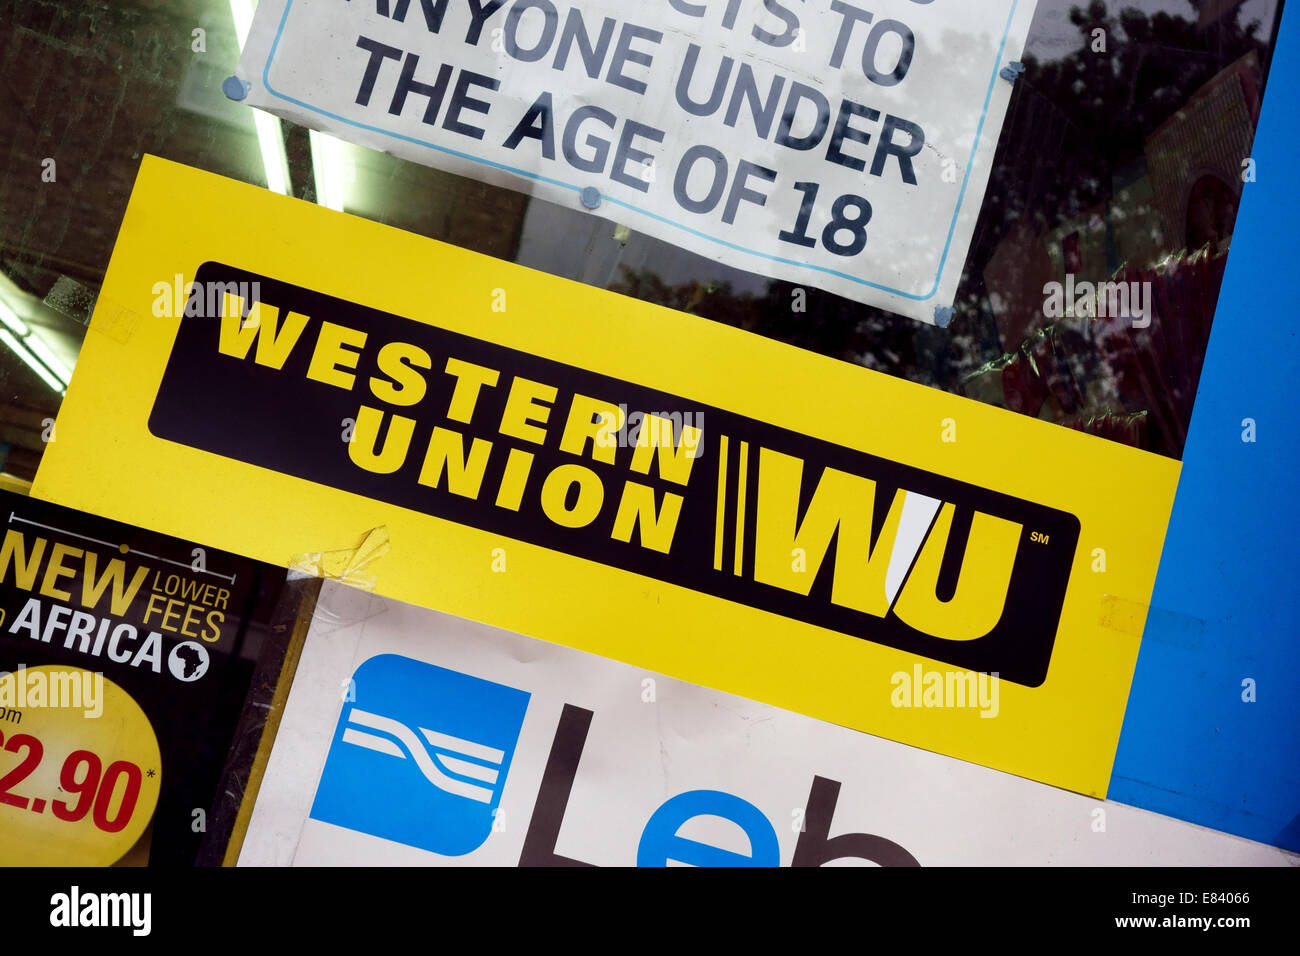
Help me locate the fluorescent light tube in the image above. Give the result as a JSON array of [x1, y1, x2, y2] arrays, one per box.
[[23, 333, 73, 383], [310, 130, 346, 211], [0, 328, 65, 394], [0, 297, 29, 337], [229, 0, 254, 45], [230, 0, 291, 196]]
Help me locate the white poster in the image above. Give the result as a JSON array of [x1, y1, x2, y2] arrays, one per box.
[[232, 0, 1039, 323], [239, 580, 1292, 866]]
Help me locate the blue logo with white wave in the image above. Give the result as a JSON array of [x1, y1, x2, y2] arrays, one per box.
[[311, 654, 530, 856]]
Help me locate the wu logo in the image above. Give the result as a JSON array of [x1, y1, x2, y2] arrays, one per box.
[[311, 654, 530, 856]]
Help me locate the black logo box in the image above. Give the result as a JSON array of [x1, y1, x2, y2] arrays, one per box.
[[148, 262, 1080, 686]]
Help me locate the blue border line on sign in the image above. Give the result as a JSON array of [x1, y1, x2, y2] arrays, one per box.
[[260, 0, 1020, 302]]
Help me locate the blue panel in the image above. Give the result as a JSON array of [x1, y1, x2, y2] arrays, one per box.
[[1109, 1, 1300, 851]]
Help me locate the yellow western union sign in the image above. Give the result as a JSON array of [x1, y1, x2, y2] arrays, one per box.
[[35, 157, 1180, 796]]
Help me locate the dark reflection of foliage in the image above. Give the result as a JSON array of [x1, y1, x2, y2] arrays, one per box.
[[1003, 0, 1266, 234], [612, 1, 1275, 460]]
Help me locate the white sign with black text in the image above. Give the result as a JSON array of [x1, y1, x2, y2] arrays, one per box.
[[239, 580, 1292, 867], [232, 0, 1039, 323]]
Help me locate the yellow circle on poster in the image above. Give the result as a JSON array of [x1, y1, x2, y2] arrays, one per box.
[[0, 665, 162, 865]]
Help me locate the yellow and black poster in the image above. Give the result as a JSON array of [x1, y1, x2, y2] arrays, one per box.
[[35, 156, 1181, 797], [0, 488, 288, 865]]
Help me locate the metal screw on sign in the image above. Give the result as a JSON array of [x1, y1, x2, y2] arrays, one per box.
[[580, 187, 602, 210]]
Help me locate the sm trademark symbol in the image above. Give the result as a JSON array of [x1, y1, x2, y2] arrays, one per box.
[[1030, 531, 1051, 545]]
